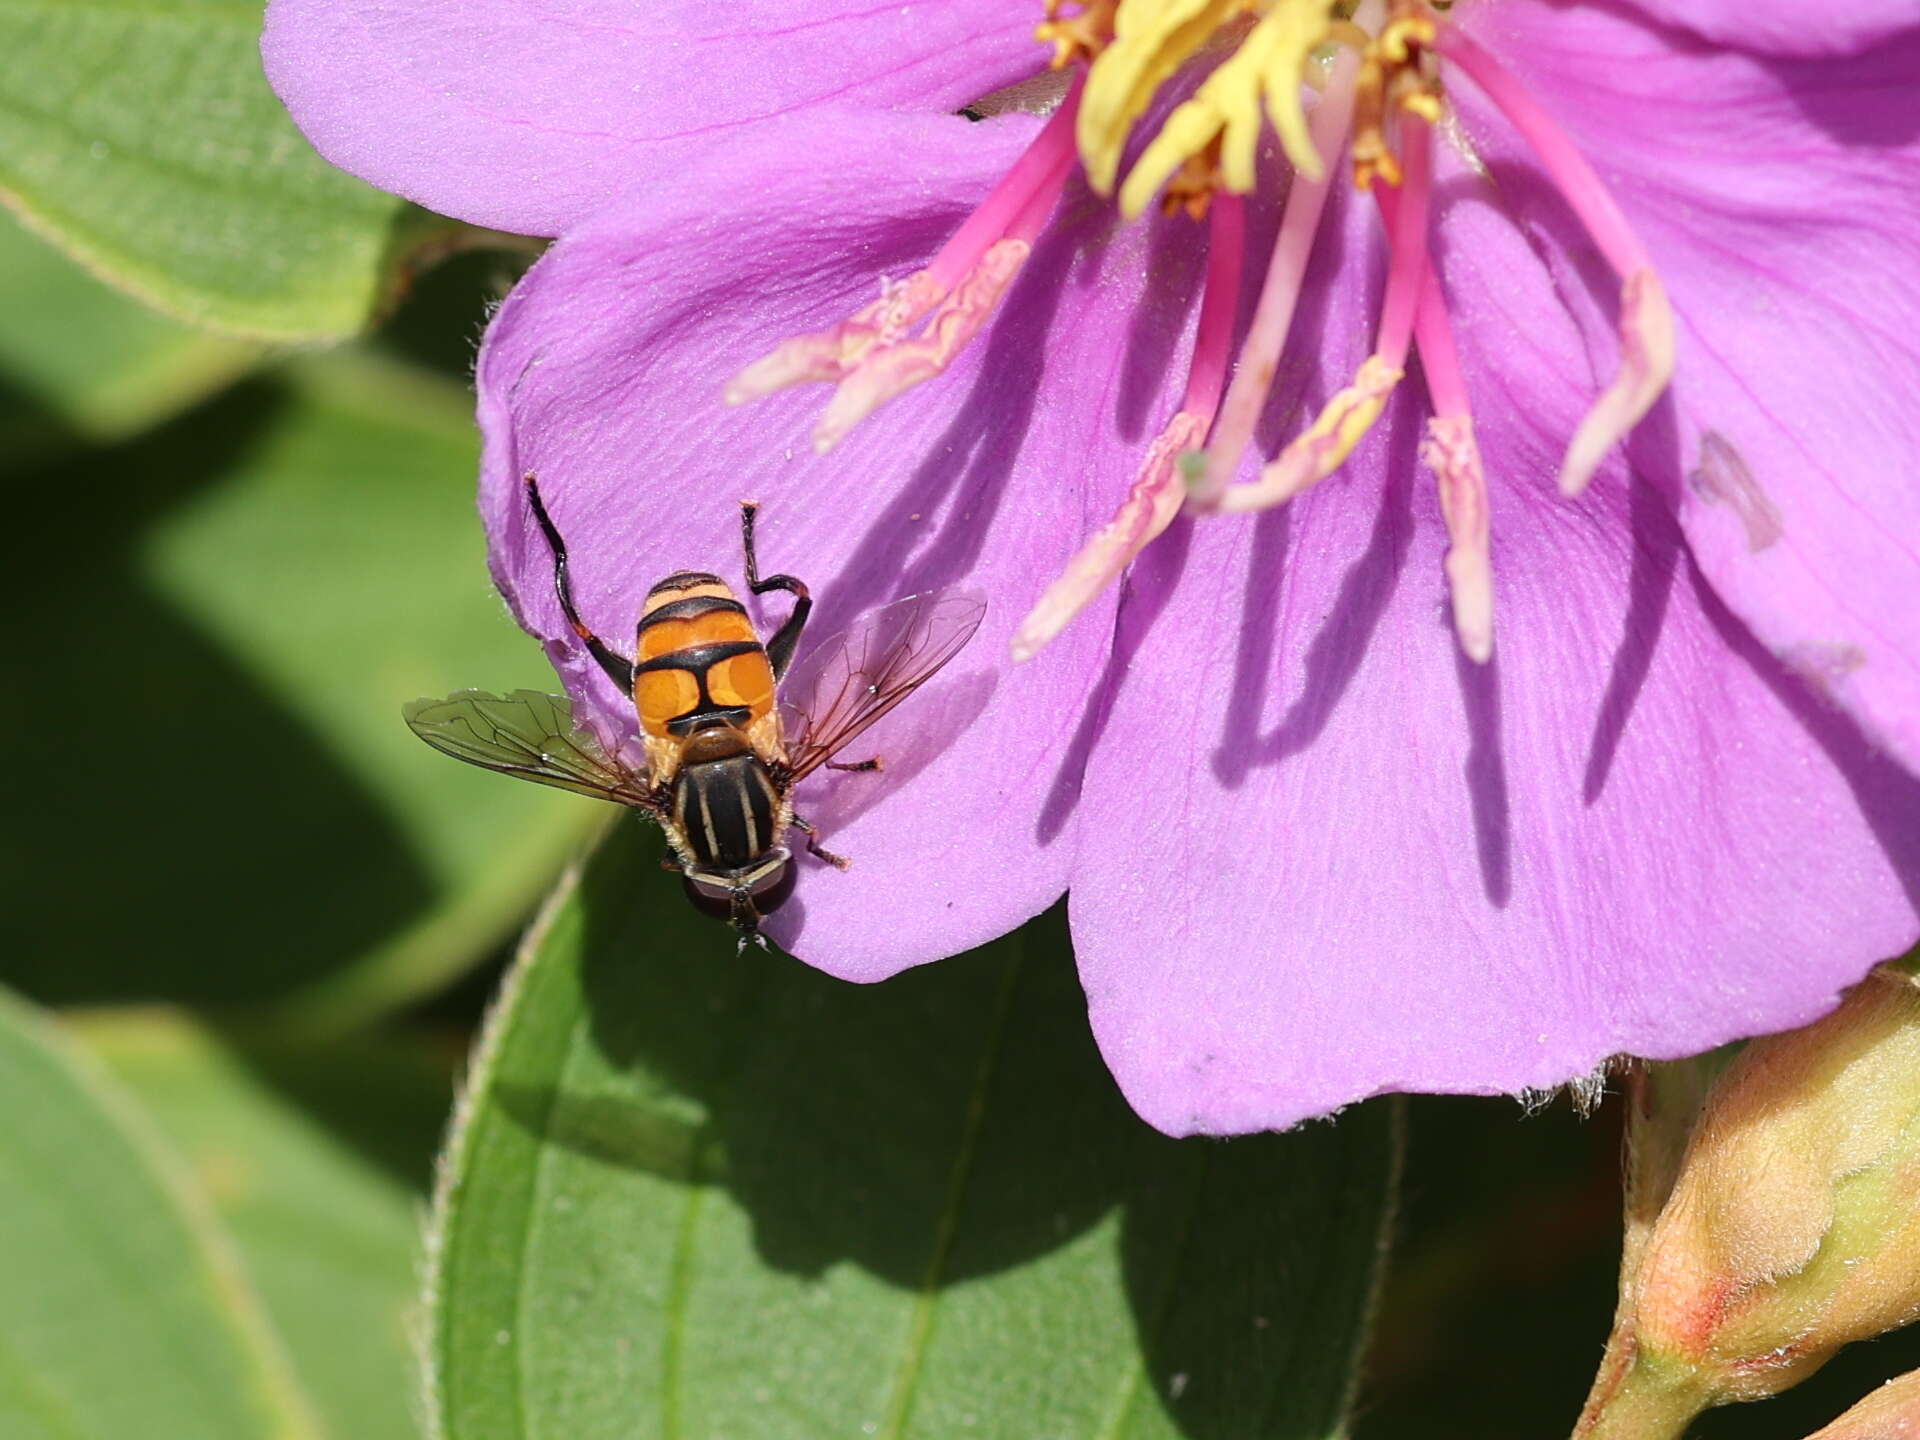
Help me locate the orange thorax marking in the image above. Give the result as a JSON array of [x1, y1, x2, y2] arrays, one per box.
[[632, 583, 777, 739]]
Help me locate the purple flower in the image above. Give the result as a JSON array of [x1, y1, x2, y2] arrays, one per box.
[[265, 0, 1920, 1135]]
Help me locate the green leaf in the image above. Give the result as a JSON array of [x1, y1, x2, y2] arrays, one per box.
[[0, 352, 596, 1029], [76, 1009, 452, 1440], [0, 216, 262, 464], [428, 822, 1400, 1439], [0, 0, 454, 340], [0, 987, 320, 1439]]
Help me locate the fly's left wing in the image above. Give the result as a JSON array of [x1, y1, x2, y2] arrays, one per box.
[[779, 588, 987, 783], [403, 689, 659, 809]]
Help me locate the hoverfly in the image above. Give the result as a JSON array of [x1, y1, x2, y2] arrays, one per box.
[[404, 475, 985, 942]]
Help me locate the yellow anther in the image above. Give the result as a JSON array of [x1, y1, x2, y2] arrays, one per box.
[[1035, 0, 1119, 69], [1160, 140, 1224, 220], [1077, 0, 1255, 196], [1377, 13, 1433, 63], [1117, 0, 1337, 218], [1219, 354, 1403, 511], [1291, 355, 1399, 473], [1402, 89, 1444, 124], [1350, 5, 1441, 190]]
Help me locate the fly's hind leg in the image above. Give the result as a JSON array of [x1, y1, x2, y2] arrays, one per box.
[[826, 757, 883, 773], [525, 473, 635, 693], [740, 501, 811, 678], [791, 813, 851, 871]]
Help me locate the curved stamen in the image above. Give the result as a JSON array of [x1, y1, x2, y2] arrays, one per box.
[[1215, 111, 1433, 513], [726, 80, 1084, 449], [1409, 266, 1493, 662], [1011, 195, 1247, 661], [1189, 40, 1363, 512], [1436, 26, 1674, 497]]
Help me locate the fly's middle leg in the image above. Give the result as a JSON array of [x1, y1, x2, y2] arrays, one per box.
[[791, 813, 851, 870], [740, 501, 811, 677]]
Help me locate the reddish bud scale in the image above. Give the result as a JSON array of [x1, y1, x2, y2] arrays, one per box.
[[1579, 967, 1920, 1440]]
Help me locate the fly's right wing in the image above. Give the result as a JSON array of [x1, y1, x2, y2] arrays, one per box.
[[403, 689, 659, 809], [779, 588, 987, 782]]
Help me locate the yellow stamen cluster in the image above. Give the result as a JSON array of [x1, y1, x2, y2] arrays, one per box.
[[1036, 0, 1120, 68], [1351, 8, 1442, 189], [1116, 1, 1337, 218], [1074, 0, 1263, 197]]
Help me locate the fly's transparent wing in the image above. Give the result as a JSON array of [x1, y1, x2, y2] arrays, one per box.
[[780, 588, 987, 782], [403, 689, 658, 809]]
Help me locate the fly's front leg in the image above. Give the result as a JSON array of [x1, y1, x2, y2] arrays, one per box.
[[791, 813, 851, 871], [526, 473, 635, 694], [740, 501, 811, 678], [825, 757, 882, 773]]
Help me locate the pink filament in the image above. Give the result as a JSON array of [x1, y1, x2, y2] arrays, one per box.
[[929, 76, 1084, 288], [1377, 183, 1466, 420], [1183, 194, 1246, 416], [1437, 26, 1672, 496], [1010, 197, 1246, 661], [1435, 28, 1649, 278], [1371, 113, 1432, 368], [1211, 110, 1434, 515], [725, 81, 1082, 413], [1192, 54, 1363, 510], [1380, 183, 1493, 661]]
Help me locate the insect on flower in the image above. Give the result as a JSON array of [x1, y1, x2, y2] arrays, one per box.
[[405, 475, 985, 943]]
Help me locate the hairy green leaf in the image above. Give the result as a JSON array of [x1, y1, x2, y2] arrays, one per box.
[[0, 353, 594, 1028], [0, 988, 319, 1439], [0, 0, 453, 339], [428, 823, 1400, 1439], [79, 1009, 452, 1440]]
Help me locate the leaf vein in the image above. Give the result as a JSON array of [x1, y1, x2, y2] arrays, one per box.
[[659, 1161, 709, 1440], [1093, 1150, 1211, 1440], [877, 948, 1025, 1439]]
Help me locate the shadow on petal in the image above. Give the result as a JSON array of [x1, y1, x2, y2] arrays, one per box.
[[1455, 647, 1512, 908], [1037, 517, 1195, 846], [1583, 398, 1681, 805], [1697, 563, 1920, 916], [1248, 398, 1418, 770]]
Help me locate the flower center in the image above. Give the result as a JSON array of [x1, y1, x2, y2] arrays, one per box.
[[725, 0, 1675, 669]]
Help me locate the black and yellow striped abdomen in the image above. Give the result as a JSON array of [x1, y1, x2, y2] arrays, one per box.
[[671, 745, 783, 870], [631, 572, 776, 739]]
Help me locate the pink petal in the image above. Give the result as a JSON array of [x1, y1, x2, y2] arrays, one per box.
[[1070, 188, 1920, 1137], [1453, 3, 1920, 775], [263, 0, 1045, 236], [1605, 0, 1920, 58], [474, 108, 1208, 977]]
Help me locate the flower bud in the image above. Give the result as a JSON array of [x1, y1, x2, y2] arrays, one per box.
[[1577, 965, 1920, 1439], [1801, 1367, 1920, 1440]]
